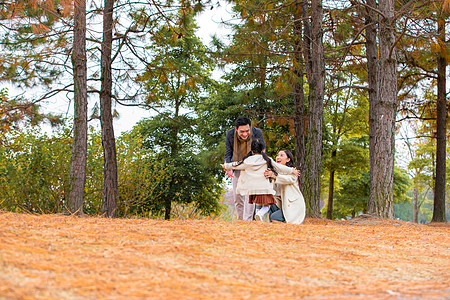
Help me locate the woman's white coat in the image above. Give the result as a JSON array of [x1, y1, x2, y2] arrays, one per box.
[[274, 174, 306, 224]]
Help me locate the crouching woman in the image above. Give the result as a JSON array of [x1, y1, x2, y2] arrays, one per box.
[[264, 149, 305, 224]]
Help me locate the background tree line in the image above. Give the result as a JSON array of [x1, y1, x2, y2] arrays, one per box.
[[0, 0, 448, 221]]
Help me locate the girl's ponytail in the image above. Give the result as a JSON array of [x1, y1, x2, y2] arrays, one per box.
[[261, 151, 278, 177]]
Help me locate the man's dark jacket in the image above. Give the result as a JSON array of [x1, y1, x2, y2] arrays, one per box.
[[224, 127, 265, 163]]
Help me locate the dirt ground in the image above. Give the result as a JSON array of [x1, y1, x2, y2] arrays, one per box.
[[0, 211, 449, 299]]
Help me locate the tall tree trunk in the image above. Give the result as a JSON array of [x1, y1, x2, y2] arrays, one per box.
[[367, 0, 397, 219], [301, 1, 312, 85], [431, 12, 447, 222], [164, 195, 172, 220], [100, 0, 118, 218], [364, 0, 378, 217], [165, 104, 180, 220], [413, 187, 418, 223], [68, 0, 87, 215], [293, 1, 306, 187], [303, 0, 325, 218], [326, 150, 337, 219]]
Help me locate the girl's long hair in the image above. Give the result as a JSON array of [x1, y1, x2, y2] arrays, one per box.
[[235, 139, 278, 176]]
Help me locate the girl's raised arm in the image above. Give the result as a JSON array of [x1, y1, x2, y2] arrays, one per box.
[[221, 161, 247, 171], [270, 158, 299, 176]]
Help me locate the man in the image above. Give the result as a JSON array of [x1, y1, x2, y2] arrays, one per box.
[[224, 116, 265, 221]]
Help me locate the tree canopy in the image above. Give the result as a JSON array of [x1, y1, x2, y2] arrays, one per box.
[[0, 0, 448, 221]]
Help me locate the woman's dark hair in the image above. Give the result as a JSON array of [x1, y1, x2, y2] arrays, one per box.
[[280, 149, 295, 167], [235, 139, 278, 176], [280, 149, 302, 188], [235, 116, 251, 128]]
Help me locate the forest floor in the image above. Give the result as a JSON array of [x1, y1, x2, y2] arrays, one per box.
[[0, 211, 449, 299]]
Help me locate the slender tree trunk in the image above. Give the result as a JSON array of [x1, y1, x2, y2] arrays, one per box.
[[365, 0, 378, 207], [164, 196, 172, 220], [326, 150, 337, 219], [413, 187, 418, 223], [367, 0, 397, 219], [293, 0, 306, 187], [165, 104, 181, 220], [303, 0, 325, 218], [431, 13, 447, 222], [365, 0, 378, 217], [100, 0, 118, 218], [301, 1, 312, 86], [67, 0, 87, 215]]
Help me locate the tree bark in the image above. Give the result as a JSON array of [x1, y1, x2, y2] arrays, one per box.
[[164, 196, 172, 220], [326, 150, 337, 219], [367, 0, 397, 219], [67, 0, 87, 215], [165, 103, 181, 220], [365, 0, 378, 218], [413, 187, 418, 223], [293, 1, 306, 188], [365, 0, 378, 158], [301, 1, 312, 87], [100, 0, 118, 218], [431, 13, 447, 222], [303, 0, 325, 218]]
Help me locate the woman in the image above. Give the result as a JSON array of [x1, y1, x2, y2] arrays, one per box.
[[264, 149, 305, 224]]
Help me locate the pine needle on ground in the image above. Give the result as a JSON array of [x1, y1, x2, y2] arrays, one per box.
[[0, 211, 448, 299]]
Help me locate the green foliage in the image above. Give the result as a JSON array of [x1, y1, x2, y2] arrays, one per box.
[[331, 170, 370, 219], [132, 8, 223, 219], [195, 82, 298, 165], [394, 188, 434, 223], [0, 122, 223, 218], [1, 0, 446, 222], [403, 123, 450, 222], [0, 125, 102, 214], [330, 167, 411, 220], [137, 9, 216, 108], [83, 129, 104, 215], [321, 135, 370, 215], [116, 131, 174, 217], [0, 126, 71, 213], [130, 118, 223, 218], [393, 168, 412, 203], [324, 136, 410, 220], [196, 0, 302, 163], [0, 0, 68, 88], [321, 86, 370, 176], [136, 115, 195, 154]]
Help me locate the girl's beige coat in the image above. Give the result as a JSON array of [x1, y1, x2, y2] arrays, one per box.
[[223, 155, 293, 196]]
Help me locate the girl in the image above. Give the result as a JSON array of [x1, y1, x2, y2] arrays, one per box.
[[221, 139, 298, 221], [264, 149, 306, 224]]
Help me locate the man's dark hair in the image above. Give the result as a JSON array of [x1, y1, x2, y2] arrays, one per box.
[[235, 116, 251, 128]]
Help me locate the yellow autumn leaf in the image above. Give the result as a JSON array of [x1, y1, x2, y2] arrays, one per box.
[[444, 0, 450, 13], [430, 42, 440, 53], [185, 77, 195, 88], [160, 73, 168, 83]]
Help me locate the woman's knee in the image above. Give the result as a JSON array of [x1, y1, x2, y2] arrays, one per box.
[[269, 209, 285, 222]]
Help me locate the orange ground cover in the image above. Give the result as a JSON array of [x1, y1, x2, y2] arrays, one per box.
[[0, 211, 449, 299]]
